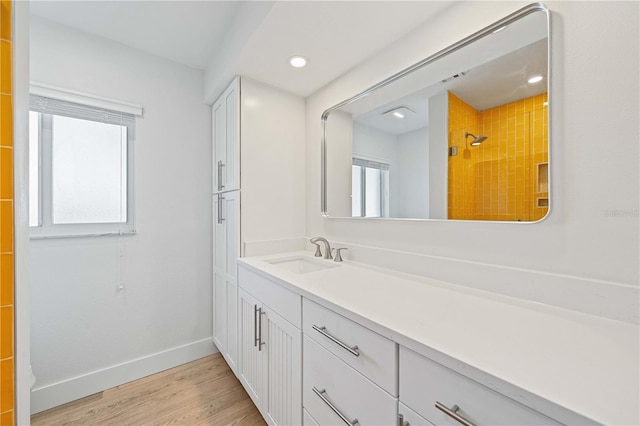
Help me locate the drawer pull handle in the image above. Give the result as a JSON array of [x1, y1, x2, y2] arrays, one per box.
[[312, 387, 358, 426], [435, 402, 476, 426], [312, 325, 360, 357]]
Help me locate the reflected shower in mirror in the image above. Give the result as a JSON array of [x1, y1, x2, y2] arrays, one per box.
[[322, 3, 550, 222]]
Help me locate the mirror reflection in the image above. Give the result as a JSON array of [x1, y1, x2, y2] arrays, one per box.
[[323, 5, 549, 222]]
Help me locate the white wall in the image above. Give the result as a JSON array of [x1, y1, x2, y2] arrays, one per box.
[[306, 2, 639, 320], [29, 17, 214, 412], [13, 2, 31, 422], [396, 127, 429, 219], [240, 78, 306, 248], [428, 91, 448, 219], [353, 123, 398, 217]]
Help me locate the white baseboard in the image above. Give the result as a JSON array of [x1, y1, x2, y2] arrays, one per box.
[[31, 338, 218, 414]]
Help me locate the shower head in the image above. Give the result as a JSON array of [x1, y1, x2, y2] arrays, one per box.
[[465, 132, 487, 146]]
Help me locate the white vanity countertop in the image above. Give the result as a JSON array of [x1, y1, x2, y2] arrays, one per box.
[[238, 252, 639, 426]]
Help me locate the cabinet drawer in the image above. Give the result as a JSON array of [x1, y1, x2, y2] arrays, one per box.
[[239, 265, 301, 328], [400, 347, 560, 426], [399, 402, 434, 426], [303, 409, 319, 426], [304, 336, 397, 426], [303, 298, 397, 395]]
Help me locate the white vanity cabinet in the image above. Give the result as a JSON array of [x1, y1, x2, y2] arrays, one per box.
[[399, 347, 561, 426], [302, 298, 398, 425], [238, 265, 302, 426]]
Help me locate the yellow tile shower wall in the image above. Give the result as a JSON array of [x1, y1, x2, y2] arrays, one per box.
[[448, 91, 548, 221], [448, 92, 479, 220], [0, 1, 12, 425]]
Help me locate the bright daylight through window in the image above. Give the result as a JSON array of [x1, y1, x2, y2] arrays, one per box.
[[352, 157, 389, 218], [29, 93, 136, 237]]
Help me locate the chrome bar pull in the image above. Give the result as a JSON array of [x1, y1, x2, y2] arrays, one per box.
[[254, 305, 259, 347], [435, 402, 476, 426], [258, 308, 265, 351], [219, 195, 225, 224], [312, 387, 358, 426], [217, 160, 226, 191], [312, 325, 359, 357], [398, 414, 404, 426]]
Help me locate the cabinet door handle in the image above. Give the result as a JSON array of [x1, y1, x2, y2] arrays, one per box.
[[254, 305, 259, 347], [435, 402, 476, 426], [258, 308, 265, 351], [312, 387, 358, 426], [217, 195, 225, 224], [312, 325, 360, 357], [398, 414, 410, 426], [217, 160, 225, 191]]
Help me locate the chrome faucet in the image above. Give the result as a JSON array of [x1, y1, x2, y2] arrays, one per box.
[[334, 248, 348, 262], [310, 237, 332, 259]]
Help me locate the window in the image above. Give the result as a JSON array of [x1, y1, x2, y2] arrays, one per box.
[[352, 157, 389, 218], [29, 91, 137, 237]]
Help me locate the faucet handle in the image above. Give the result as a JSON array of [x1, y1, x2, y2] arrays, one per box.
[[334, 248, 348, 262], [311, 242, 322, 257]]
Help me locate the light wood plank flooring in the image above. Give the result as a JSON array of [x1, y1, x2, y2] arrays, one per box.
[[31, 353, 266, 426]]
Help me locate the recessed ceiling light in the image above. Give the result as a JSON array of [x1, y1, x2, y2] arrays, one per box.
[[528, 75, 544, 84], [289, 56, 308, 68], [393, 111, 405, 119]]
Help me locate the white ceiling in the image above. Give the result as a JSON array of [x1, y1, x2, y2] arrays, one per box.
[[29, 1, 457, 98], [30, 1, 243, 70]]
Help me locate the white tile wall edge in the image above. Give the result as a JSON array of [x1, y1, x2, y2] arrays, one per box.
[[243, 237, 307, 257], [244, 238, 637, 323], [30, 338, 218, 414], [298, 239, 638, 325]]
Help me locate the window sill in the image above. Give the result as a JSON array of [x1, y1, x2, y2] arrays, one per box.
[[29, 224, 136, 240]]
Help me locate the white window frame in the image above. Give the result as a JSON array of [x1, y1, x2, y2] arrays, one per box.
[[29, 84, 142, 239], [352, 156, 390, 218]]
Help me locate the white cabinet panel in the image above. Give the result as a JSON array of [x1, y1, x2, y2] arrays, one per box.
[[213, 189, 239, 374], [303, 336, 396, 426], [303, 298, 397, 395], [262, 305, 302, 426], [213, 77, 240, 192], [399, 402, 434, 426], [212, 270, 226, 350], [400, 347, 560, 426], [224, 191, 239, 280], [239, 266, 301, 328], [303, 409, 319, 426], [238, 275, 303, 426], [239, 288, 263, 407]]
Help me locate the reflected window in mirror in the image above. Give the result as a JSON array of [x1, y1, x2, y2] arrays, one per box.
[[352, 158, 389, 218]]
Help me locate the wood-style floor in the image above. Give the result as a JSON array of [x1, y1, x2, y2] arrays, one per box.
[[31, 353, 266, 426]]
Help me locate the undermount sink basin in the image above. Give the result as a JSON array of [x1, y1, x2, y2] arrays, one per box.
[[266, 256, 339, 274]]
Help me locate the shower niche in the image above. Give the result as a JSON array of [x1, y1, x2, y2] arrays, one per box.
[[321, 3, 550, 222]]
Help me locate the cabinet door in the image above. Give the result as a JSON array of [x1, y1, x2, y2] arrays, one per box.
[[212, 269, 227, 352], [222, 191, 239, 372], [238, 288, 264, 410], [262, 305, 302, 426], [213, 191, 240, 373], [212, 195, 227, 354], [212, 77, 240, 192]]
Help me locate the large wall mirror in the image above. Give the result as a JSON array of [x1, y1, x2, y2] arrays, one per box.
[[322, 3, 550, 222]]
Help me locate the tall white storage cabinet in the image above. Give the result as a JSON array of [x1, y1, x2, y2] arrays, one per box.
[[212, 77, 241, 374], [211, 76, 307, 424]]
